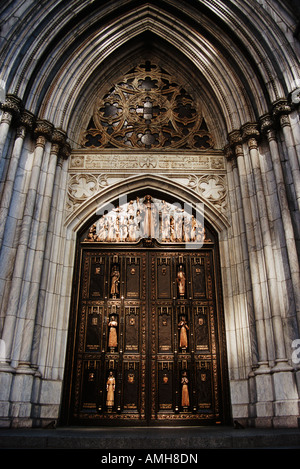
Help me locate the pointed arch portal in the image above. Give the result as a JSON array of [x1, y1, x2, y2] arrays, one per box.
[[62, 188, 230, 425], [0, 0, 299, 429]]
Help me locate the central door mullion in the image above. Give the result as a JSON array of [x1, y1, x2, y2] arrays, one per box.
[[146, 250, 154, 425]]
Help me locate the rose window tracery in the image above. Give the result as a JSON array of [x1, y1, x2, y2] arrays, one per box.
[[81, 62, 214, 150]]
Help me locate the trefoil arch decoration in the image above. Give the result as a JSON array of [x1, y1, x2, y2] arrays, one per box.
[[81, 62, 214, 150]]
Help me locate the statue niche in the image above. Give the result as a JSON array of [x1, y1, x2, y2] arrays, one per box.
[[106, 371, 115, 410], [110, 264, 120, 298], [108, 314, 118, 351], [178, 314, 189, 351], [176, 264, 186, 298], [181, 371, 190, 410]]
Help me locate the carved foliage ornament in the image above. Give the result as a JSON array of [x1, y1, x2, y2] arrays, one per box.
[[81, 62, 214, 150]]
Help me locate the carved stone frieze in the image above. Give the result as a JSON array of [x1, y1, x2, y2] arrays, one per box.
[[69, 151, 225, 171], [67, 150, 228, 216]]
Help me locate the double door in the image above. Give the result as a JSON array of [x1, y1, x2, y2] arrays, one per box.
[[64, 247, 229, 425]]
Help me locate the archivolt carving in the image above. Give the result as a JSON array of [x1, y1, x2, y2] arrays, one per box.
[[81, 62, 214, 150]]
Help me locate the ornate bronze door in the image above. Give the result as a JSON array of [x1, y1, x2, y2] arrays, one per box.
[[62, 196, 230, 425]]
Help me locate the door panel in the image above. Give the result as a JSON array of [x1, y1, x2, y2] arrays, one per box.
[[64, 247, 229, 425], [149, 251, 220, 422]]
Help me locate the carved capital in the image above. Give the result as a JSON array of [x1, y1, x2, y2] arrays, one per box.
[[19, 110, 35, 131], [35, 135, 47, 149], [50, 143, 60, 155], [234, 144, 244, 157], [59, 142, 72, 159], [259, 114, 278, 143], [1, 94, 22, 118], [16, 126, 26, 140], [259, 114, 274, 134], [241, 123, 260, 143], [52, 128, 67, 146], [290, 88, 300, 105], [223, 144, 233, 160], [50, 129, 67, 156], [228, 130, 242, 148], [0, 111, 13, 125], [34, 119, 54, 140], [279, 113, 291, 128], [272, 98, 292, 118]]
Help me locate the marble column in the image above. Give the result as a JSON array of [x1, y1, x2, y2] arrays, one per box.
[[273, 100, 300, 212], [17, 130, 67, 370], [0, 111, 34, 247], [225, 147, 257, 371], [0, 120, 53, 367], [260, 114, 300, 333], [31, 157, 64, 374], [228, 131, 270, 373], [229, 131, 275, 426], [33, 155, 70, 380], [242, 123, 289, 370]]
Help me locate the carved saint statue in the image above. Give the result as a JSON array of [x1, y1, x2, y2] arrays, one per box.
[[177, 264, 186, 297], [108, 315, 118, 350], [128, 215, 137, 242], [106, 371, 115, 408], [178, 315, 189, 350], [110, 265, 120, 297], [181, 371, 190, 408], [84, 223, 97, 241]]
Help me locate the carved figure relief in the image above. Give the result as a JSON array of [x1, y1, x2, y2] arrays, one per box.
[[83, 195, 210, 245], [108, 315, 118, 350], [178, 315, 189, 350], [177, 265, 186, 297], [181, 371, 190, 408], [69, 248, 227, 424], [110, 265, 120, 297]]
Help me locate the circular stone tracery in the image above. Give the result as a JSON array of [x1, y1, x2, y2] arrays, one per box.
[[81, 62, 214, 150]]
